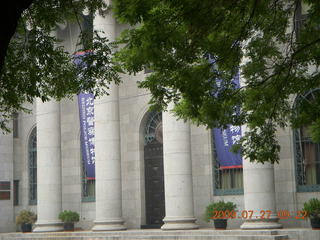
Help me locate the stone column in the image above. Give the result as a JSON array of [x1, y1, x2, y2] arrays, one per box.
[[33, 99, 63, 232], [92, 1, 126, 230], [92, 83, 125, 231], [238, 59, 282, 229], [240, 126, 282, 229], [161, 104, 198, 230]]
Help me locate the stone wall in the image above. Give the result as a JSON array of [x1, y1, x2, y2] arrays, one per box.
[[0, 125, 14, 232]]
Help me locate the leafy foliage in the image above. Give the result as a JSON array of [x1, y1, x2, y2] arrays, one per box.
[[204, 201, 237, 222], [113, 0, 320, 164], [16, 210, 37, 224], [0, 0, 120, 132], [302, 198, 320, 219], [58, 210, 80, 223], [292, 89, 320, 141]]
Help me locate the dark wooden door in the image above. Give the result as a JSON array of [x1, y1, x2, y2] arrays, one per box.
[[144, 141, 165, 228]]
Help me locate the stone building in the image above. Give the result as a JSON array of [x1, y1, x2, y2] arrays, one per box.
[[0, 5, 320, 233]]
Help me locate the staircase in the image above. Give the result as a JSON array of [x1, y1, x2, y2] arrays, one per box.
[[0, 229, 291, 240]]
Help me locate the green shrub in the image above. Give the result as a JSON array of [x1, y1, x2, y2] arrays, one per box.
[[204, 201, 236, 222], [302, 198, 320, 219], [16, 210, 37, 224], [58, 210, 80, 223]]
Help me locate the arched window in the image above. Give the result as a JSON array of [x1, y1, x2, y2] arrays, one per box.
[[144, 111, 162, 145], [212, 130, 243, 195], [28, 127, 37, 205], [294, 90, 320, 192]]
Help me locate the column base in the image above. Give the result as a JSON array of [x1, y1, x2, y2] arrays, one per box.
[[92, 219, 126, 231], [240, 218, 282, 229], [161, 217, 198, 230], [33, 221, 63, 232]]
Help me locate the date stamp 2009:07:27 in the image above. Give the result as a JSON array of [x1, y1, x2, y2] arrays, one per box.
[[211, 210, 307, 220]]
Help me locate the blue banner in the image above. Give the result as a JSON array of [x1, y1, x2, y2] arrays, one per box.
[[78, 93, 95, 179], [208, 54, 242, 169], [75, 51, 95, 179], [213, 124, 242, 169]]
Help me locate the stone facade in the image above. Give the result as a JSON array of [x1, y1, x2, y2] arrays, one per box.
[[0, 10, 320, 234]]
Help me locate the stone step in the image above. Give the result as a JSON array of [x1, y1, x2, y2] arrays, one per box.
[[0, 233, 290, 240], [2, 230, 283, 237]]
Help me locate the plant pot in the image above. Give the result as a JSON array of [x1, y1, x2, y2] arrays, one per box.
[[310, 217, 320, 229], [21, 223, 32, 232], [63, 222, 74, 231], [213, 219, 227, 229]]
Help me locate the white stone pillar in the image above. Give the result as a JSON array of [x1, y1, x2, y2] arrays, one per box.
[[92, 1, 125, 230], [238, 58, 282, 229], [161, 104, 198, 230], [92, 83, 126, 231], [33, 99, 63, 232], [240, 127, 282, 229]]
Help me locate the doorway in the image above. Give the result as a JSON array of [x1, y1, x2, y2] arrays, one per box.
[[143, 112, 165, 228]]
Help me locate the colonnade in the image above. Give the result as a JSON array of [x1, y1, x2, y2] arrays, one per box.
[[33, 1, 281, 232], [33, 97, 199, 232]]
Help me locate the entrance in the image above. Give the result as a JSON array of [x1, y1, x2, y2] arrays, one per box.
[[143, 112, 165, 228]]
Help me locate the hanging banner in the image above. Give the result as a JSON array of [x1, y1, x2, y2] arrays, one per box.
[[78, 93, 95, 179], [75, 51, 95, 179], [207, 54, 243, 169], [212, 124, 242, 169]]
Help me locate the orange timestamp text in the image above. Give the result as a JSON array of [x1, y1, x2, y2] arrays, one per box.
[[211, 210, 307, 220]]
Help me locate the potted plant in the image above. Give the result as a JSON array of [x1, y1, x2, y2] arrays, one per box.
[[302, 198, 320, 229], [204, 200, 236, 230], [58, 210, 80, 231], [16, 210, 37, 232]]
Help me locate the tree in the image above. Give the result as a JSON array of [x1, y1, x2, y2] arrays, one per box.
[[113, 0, 320, 164], [0, 0, 120, 131]]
